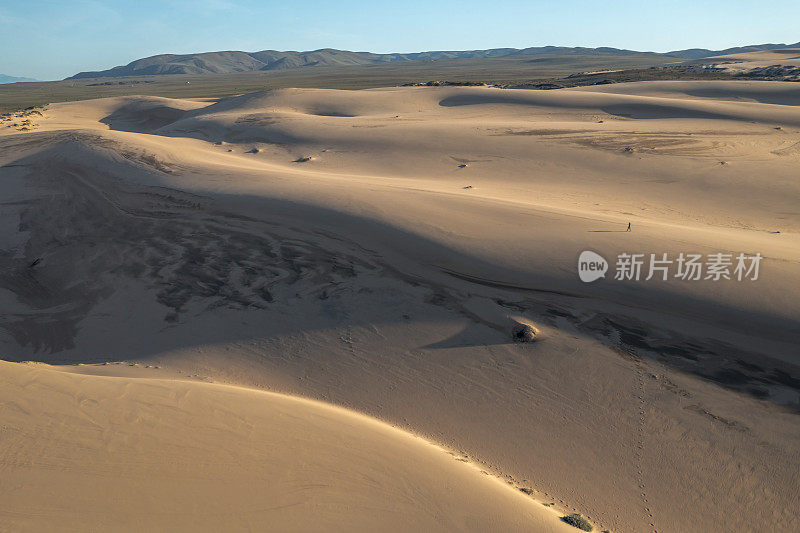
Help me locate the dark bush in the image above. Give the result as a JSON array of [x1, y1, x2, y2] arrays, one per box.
[[562, 513, 593, 531]]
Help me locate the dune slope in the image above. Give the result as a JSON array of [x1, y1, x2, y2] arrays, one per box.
[[0, 360, 576, 533]]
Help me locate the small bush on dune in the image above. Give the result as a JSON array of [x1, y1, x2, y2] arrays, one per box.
[[512, 324, 536, 343], [562, 513, 593, 531]]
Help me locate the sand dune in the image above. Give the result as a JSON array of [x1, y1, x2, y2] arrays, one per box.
[[695, 48, 800, 73], [569, 79, 800, 105], [1, 82, 799, 532], [680, 48, 800, 81], [0, 361, 575, 532]]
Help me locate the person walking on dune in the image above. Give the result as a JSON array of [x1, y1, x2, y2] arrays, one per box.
[[626, 222, 631, 232]]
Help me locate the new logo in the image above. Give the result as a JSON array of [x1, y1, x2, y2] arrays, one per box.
[[578, 251, 608, 283]]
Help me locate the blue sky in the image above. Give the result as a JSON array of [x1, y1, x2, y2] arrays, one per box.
[[1, 0, 798, 80]]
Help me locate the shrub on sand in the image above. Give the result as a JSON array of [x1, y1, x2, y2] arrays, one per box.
[[512, 324, 536, 343], [562, 513, 593, 531]]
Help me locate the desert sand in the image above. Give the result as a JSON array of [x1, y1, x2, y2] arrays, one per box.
[[1, 81, 799, 532], [0, 360, 576, 532], [688, 48, 800, 74]]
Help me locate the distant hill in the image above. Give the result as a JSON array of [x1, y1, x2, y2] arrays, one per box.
[[66, 46, 674, 79], [65, 42, 800, 80], [668, 42, 800, 59], [0, 74, 38, 84]]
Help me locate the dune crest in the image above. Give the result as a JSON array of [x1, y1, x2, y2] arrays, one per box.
[[0, 360, 576, 532]]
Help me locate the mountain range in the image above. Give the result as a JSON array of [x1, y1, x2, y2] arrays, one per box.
[[66, 42, 800, 79], [0, 74, 39, 84]]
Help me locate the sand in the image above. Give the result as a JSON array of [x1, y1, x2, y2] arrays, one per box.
[[1, 81, 799, 532], [687, 48, 800, 74], [0, 360, 576, 532]]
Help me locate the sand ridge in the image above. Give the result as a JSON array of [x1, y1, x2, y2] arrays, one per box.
[[0, 360, 577, 532]]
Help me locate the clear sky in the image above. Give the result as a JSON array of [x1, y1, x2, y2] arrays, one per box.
[[2, 0, 799, 80]]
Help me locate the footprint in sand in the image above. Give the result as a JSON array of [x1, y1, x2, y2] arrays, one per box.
[[633, 359, 658, 533]]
